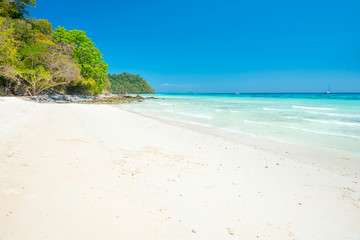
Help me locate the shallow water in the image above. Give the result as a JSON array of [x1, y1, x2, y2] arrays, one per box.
[[119, 93, 360, 156]]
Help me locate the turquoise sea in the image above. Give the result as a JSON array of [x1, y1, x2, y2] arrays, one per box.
[[120, 93, 360, 157]]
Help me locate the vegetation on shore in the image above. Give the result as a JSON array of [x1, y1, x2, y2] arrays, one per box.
[[0, 0, 154, 96], [108, 73, 155, 94]]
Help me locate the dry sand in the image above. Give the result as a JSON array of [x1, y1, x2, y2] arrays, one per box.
[[0, 97, 359, 240]]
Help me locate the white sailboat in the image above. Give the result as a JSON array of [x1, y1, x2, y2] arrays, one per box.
[[325, 85, 331, 94]]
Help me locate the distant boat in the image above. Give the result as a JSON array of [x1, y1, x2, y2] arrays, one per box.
[[235, 92, 239, 95], [325, 85, 332, 94]]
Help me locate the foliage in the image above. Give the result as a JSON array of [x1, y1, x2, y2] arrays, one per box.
[[18, 42, 46, 66], [32, 18, 52, 35], [108, 73, 155, 94], [1, 36, 82, 96], [12, 18, 34, 43], [0, 16, 18, 64], [0, 16, 18, 94], [0, 0, 36, 19], [34, 32, 55, 46], [0, 1, 155, 96], [52, 27, 108, 94], [14, 42, 82, 95]]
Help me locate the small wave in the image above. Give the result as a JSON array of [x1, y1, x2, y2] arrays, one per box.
[[303, 118, 360, 127], [304, 111, 360, 118], [221, 128, 244, 133], [263, 107, 292, 111], [214, 109, 239, 113], [156, 103, 175, 106], [221, 128, 288, 142], [243, 120, 271, 125], [285, 116, 298, 119], [264, 136, 289, 143], [175, 119, 214, 128], [154, 116, 214, 128], [175, 112, 212, 119], [221, 128, 257, 137], [282, 126, 360, 139], [293, 105, 335, 110]]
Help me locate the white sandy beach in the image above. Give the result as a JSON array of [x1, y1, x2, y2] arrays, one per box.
[[0, 97, 359, 240]]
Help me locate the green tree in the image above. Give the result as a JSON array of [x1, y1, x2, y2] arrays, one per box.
[[0, 16, 18, 94], [0, 41, 80, 96], [0, 0, 36, 19], [0, 16, 18, 64], [16, 42, 82, 95], [108, 73, 155, 94], [52, 27, 108, 94], [18, 42, 46, 68], [12, 18, 34, 44], [32, 18, 52, 35]]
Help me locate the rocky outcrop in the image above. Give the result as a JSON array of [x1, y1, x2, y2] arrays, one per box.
[[79, 95, 148, 104], [23, 94, 98, 103], [22, 94, 156, 104]]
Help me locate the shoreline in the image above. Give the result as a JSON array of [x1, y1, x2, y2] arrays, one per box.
[[117, 103, 360, 177], [0, 97, 359, 239], [2, 93, 154, 104]]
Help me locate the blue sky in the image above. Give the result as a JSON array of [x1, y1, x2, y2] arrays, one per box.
[[31, 0, 360, 93]]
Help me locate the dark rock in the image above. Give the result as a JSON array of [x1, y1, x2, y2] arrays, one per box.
[[78, 95, 144, 104], [135, 94, 144, 99], [63, 95, 71, 101], [24, 93, 154, 104], [51, 94, 64, 101]]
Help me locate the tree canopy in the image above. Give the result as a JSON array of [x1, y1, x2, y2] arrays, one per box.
[[0, 15, 84, 96], [52, 27, 109, 94], [0, 17, 18, 64], [0, 0, 36, 19], [0, 1, 155, 96], [15, 42, 81, 95], [108, 73, 155, 94]]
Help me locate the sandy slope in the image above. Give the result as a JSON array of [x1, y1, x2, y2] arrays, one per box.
[[0, 97, 359, 240]]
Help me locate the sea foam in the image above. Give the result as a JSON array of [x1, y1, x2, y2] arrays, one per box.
[[305, 111, 360, 118], [293, 105, 335, 110], [302, 118, 360, 127], [282, 125, 360, 139]]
